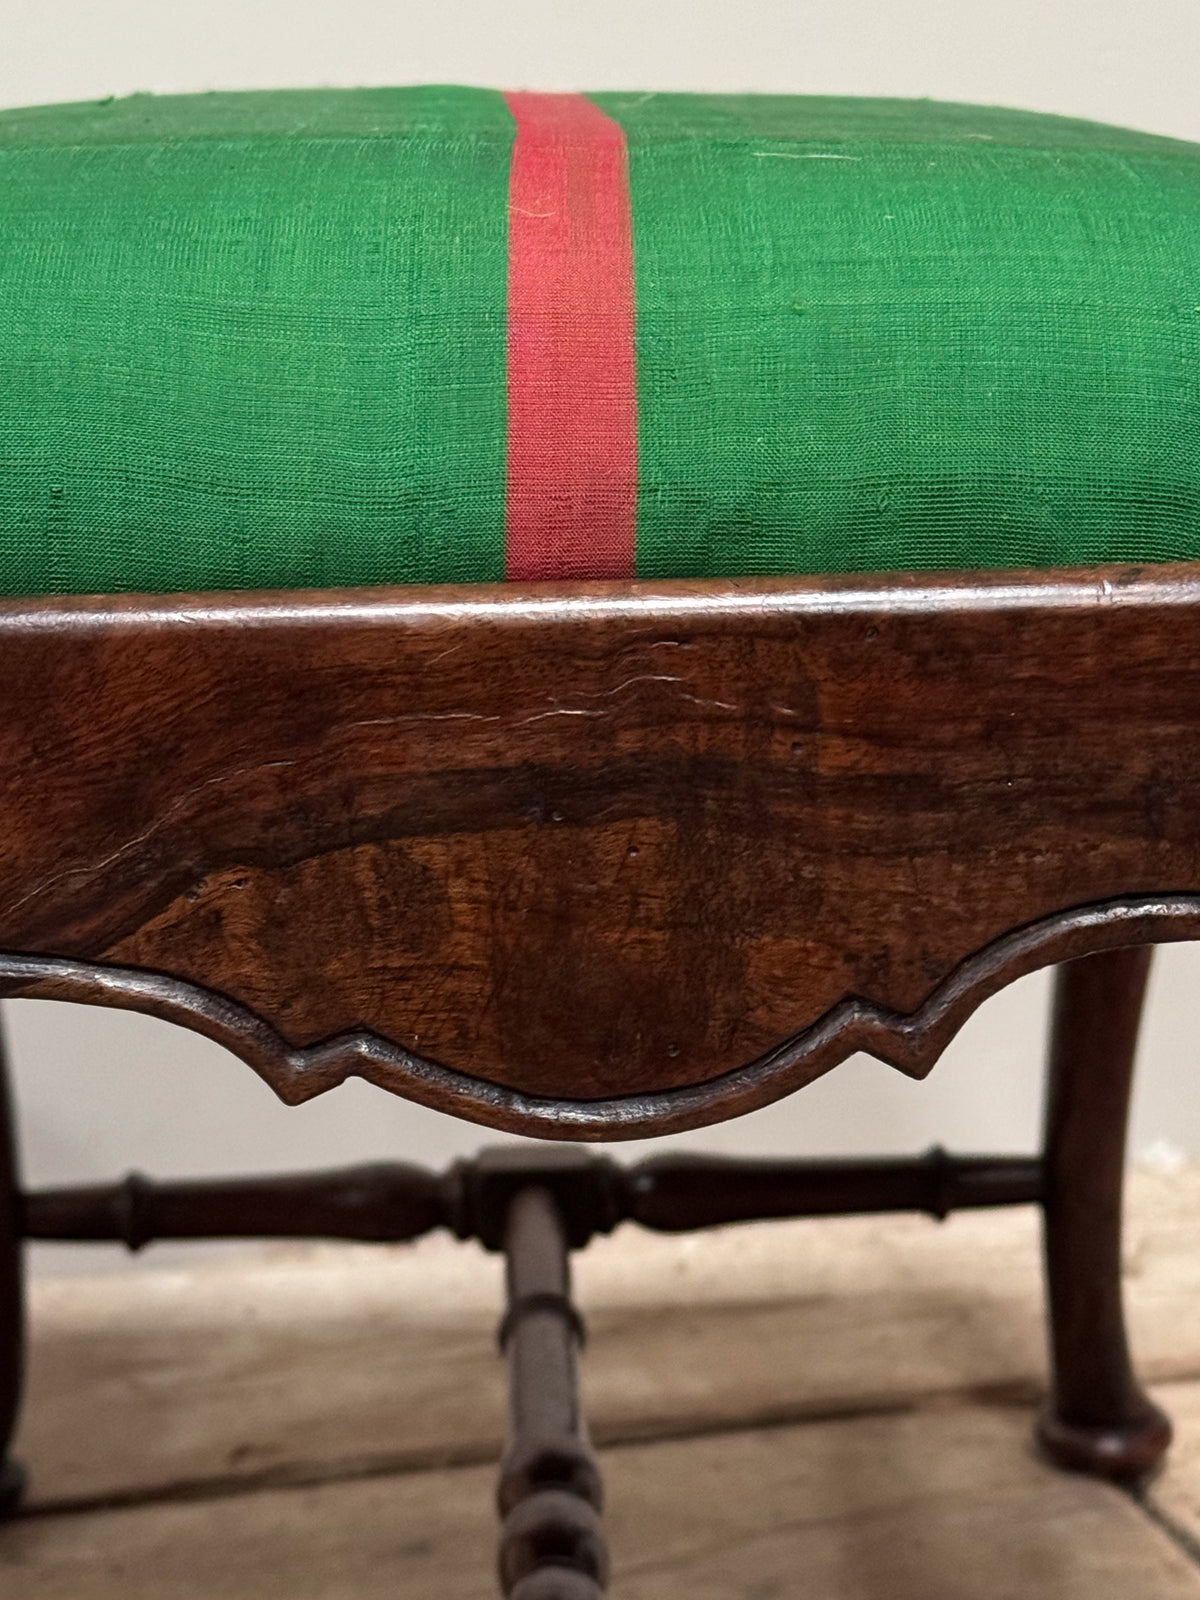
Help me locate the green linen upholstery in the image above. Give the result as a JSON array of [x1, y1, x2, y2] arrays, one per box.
[[1, 86, 1199, 595]]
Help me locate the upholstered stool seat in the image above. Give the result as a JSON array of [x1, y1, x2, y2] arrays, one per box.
[[2, 85, 1199, 1598], [2, 87, 1199, 594]]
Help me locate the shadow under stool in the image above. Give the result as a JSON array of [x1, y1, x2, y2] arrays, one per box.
[[1, 82, 1199, 1597]]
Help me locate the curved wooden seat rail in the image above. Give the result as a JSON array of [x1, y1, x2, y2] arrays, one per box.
[[0, 562, 1198, 1139]]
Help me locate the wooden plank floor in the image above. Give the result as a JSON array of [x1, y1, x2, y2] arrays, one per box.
[[2, 1165, 1199, 1596]]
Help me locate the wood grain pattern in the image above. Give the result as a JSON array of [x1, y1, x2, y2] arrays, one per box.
[[2, 564, 1200, 1134], [1, 898, 1198, 1138]]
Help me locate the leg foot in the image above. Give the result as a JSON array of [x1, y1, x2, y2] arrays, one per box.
[[1036, 1399, 1172, 1481], [1039, 946, 1171, 1482]]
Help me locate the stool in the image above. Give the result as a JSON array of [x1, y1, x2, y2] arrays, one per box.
[[1, 84, 1198, 1592]]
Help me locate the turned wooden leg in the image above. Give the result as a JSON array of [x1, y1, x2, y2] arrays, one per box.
[[0, 1010, 25, 1513], [1037, 946, 1171, 1480]]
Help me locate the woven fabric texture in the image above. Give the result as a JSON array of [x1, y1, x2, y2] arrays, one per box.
[[1, 87, 1198, 594]]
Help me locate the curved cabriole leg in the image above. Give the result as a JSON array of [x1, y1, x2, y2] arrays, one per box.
[[1037, 946, 1171, 1480], [0, 1010, 25, 1513]]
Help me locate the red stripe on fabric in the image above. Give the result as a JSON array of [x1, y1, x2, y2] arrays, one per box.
[[502, 91, 638, 581]]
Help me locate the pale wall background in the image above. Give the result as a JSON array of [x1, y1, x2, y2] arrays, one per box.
[[2, 1, 1200, 1257]]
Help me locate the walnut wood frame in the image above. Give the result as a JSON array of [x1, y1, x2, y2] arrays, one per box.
[[1, 564, 1199, 1135], [0, 563, 1193, 1559]]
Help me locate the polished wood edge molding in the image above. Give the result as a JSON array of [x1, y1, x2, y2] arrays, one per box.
[[2, 561, 1200, 631], [1, 894, 1196, 1140]]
